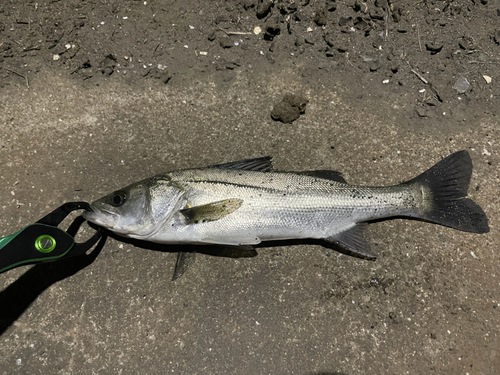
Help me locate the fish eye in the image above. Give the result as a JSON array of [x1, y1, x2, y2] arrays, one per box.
[[110, 190, 127, 206]]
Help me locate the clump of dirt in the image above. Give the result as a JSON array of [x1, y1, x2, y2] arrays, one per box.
[[271, 94, 309, 123]]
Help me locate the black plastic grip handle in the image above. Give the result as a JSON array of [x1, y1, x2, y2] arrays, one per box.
[[0, 224, 75, 274]]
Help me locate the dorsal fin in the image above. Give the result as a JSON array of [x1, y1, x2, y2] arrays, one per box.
[[297, 170, 347, 183], [209, 157, 273, 172]]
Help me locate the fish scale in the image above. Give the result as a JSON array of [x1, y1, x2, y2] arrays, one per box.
[[164, 169, 417, 243]]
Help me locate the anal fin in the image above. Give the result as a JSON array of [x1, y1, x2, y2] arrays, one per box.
[[324, 223, 377, 260]]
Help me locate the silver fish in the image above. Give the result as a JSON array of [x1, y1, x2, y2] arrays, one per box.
[[83, 151, 489, 278]]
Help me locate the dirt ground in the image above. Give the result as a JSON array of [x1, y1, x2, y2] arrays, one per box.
[[1, 0, 499, 373]]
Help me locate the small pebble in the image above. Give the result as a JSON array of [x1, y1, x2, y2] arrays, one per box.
[[483, 75, 492, 84], [452, 77, 470, 93], [253, 26, 262, 35]]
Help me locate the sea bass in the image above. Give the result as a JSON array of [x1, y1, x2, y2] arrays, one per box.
[[83, 151, 489, 267]]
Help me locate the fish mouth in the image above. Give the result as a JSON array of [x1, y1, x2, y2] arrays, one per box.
[[100, 207, 119, 217], [82, 204, 118, 226], [82, 209, 97, 223]]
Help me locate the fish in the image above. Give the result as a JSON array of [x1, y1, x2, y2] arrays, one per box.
[[83, 150, 489, 278]]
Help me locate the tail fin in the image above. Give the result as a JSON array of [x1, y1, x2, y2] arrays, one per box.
[[406, 150, 489, 233]]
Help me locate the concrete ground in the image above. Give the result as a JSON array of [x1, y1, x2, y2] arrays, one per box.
[[1, 1, 499, 374]]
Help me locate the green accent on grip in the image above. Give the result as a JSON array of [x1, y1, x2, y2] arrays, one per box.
[[0, 228, 24, 250], [34, 234, 56, 253]]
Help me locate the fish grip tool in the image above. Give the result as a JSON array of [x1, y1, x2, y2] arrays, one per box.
[[0, 202, 103, 274]]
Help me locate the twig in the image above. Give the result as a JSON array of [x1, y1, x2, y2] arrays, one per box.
[[416, 24, 422, 52], [469, 61, 499, 64], [2, 67, 24, 78], [218, 28, 253, 36], [384, 3, 391, 38], [1, 67, 29, 89], [23, 46, 40, 52], [406, 61, 442, 102], [345, 54, 355, 67], [409, 67, 428, 84], [226, 31, 253, 35]]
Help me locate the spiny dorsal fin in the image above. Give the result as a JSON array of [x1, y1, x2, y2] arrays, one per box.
[[297, 170, 347, 183], [209, 157, 273, 172], [180, 198, 243, 224]]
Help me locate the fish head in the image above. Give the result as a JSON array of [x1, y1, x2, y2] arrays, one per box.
[[83, 176, 185, 239]]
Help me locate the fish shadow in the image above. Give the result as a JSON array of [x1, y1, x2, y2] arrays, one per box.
[[0, 216, 106, 336]]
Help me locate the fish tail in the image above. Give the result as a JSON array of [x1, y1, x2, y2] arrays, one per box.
[[405, 150, 489, 233]]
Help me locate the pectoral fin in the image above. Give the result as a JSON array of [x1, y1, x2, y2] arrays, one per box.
[[324, 224, 377, 260], [180, 198, 243, 224]]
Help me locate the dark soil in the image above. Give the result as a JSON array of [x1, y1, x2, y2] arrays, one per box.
[[1, 0, 499, 130]]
